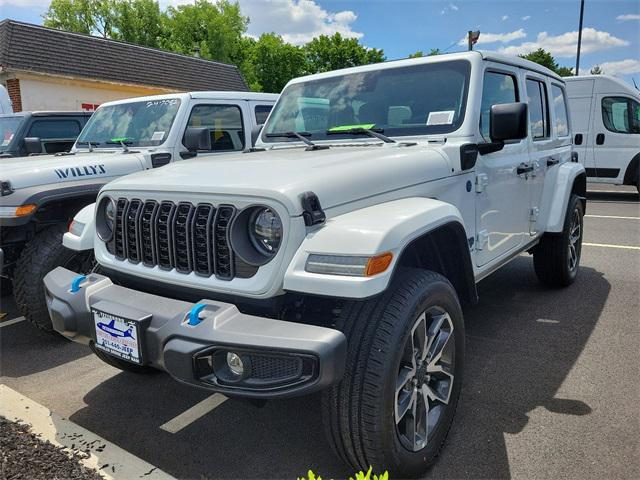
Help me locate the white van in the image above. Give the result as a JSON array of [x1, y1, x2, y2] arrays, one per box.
[[0, 85, 12, 114], [565, 75, 640, 192]]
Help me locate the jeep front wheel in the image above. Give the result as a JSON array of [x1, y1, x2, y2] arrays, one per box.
[[322, 269, 464, 477], [14, 224, 96, 332]]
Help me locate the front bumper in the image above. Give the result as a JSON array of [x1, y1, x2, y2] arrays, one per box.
[[43, 267, 347, 399]]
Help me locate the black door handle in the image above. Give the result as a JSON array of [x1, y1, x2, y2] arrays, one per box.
[[517, 164, 534, 175], [546, 157, 560, 167], [596, 133, 605, 145], [574, 133, 583, 145]]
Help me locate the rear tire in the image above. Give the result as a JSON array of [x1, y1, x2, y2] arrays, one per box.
[[14, 224, 95, 332], [322, 269, 464, 477], [533, 193, 584, 287], [90, 343, 157, 374]]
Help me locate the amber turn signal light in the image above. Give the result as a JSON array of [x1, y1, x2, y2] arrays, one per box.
[[365, 252, 393, 276], [15, 204, 37, 217]]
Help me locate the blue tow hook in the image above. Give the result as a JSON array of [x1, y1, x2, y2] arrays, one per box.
[[188, 303, 207, 326], [70, 274, 87, 293]]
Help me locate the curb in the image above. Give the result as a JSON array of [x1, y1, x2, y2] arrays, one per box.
[[0, 384, 176, 480]]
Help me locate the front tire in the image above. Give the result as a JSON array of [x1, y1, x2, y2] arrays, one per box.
[[322, 269, 465, 477], [14, 224, 96, 332], [533, 193, 584, 287]]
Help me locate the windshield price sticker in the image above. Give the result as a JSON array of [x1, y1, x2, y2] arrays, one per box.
[[151, 131, 165, 141], [426, 111, 455, 126]]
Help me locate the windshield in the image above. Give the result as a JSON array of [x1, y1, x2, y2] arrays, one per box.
[[0, 116, 24, 151], [76, 98, 181, 147], [264, 60, 470, 142]]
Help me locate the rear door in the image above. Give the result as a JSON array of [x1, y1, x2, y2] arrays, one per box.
[[566, 79, 596, 175]]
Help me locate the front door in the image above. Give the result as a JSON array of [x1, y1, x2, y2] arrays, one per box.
[[474, 68, 531, 267]]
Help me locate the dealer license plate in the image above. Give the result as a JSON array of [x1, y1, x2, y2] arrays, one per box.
[[93, 309, 142, 364]]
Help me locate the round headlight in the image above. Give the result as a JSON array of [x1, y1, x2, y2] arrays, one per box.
[[249, 208, 282, 255], [96, 196, 116, 242]]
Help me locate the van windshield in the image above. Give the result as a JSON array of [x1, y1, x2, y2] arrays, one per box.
[[0, 115, 24, 152], [264, 60, 471, 142], [76, 98, 181, 148]]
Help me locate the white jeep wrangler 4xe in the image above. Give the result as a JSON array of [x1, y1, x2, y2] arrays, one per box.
[[44, 51, 586, 477]]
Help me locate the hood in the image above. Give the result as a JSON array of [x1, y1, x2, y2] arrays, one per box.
[[105, 144, 451, 215], [0, 150, 145, 190]]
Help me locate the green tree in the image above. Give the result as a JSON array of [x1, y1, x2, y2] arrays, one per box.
[[427, 48, 441, 56], [43, 0, 115, 38], [303, 33, 385, 73], [112, 0, 165, 48], [244, 33, 307, 92], [519, 48, 573, 76], [408, 50, 424, 58], [161, 0, 248, 64]]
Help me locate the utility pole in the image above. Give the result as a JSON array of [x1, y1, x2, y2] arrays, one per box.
[[468, 30, 480, 51], [575, 0, 585, 75]]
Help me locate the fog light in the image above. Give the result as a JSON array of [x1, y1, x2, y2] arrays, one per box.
[[227, 352, 244, 376]]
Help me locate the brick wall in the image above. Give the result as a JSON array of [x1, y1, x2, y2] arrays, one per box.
[[5, 79, 22, 112]]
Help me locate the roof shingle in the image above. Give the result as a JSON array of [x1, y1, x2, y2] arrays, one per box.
[[0, 20, 248, 92]]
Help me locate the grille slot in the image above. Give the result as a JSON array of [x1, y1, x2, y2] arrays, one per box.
[[125, 199, 143, 263], [155, 201, 176, 270], [140, 201, 158, 266], [192, 204, 215, 276], [114, 198, 128, 260], [213, 206, 235, 279], [172, 203, 195, 273]]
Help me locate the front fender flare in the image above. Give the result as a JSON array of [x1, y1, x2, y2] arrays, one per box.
[[284, 197, 468, 299], [63, 203, 95, 251]]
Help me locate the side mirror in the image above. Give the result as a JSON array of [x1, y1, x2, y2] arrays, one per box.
[[183, 127, 211, 152], [24, 137, 43, 155], [490, 102, 528, 142], [251, 124, 263, 147]]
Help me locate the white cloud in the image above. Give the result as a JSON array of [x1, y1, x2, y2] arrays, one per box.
[[581, 59, 640, 76], [501, 15, 509, 21], [498, 28, 629, 57], [238, 0, 362, 45], [457, 29, 526, 46], [521, 15, 531, 21], [616, 14, 640, 21], [449, 3, 459, 11]]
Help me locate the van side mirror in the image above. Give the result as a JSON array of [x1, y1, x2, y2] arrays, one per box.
[[183, 127, 211, 152], [490, 102, 528, 142], [24, 137, 43, 155], [251, 124, 263, 147]]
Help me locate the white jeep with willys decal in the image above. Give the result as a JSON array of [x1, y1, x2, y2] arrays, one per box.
[[0, 91, 277, 329], [44, 51, 585, 477]]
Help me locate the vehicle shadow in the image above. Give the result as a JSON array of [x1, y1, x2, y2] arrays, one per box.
[[69, 256, 609, 480], [586, 190, 639, 203]]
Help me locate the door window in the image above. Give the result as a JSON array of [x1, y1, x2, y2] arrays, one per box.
[[602, 97, 640, 134], [27, 119, 81, 139], [551, 84, 569, 137], [479, 71, 518, 139], [185, 104, 245, 151], [526, 79, 550, 140], [254, 105, 273, 125]]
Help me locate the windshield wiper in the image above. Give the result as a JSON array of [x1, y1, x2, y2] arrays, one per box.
[[76, 140, 99, 152], [327, 126, 396, 143], [265, 131, 329, 151], [106, 138, 134, 152]]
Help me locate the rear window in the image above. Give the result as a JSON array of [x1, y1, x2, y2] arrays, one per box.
[[551, 84, 569, 137]]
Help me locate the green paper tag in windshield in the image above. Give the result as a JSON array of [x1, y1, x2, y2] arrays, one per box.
[[328, 124, 376, 132]]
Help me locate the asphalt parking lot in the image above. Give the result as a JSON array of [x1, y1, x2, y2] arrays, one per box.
[[1, 184, 638, 480]]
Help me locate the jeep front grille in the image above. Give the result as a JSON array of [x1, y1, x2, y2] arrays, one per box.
[[110, 199, 257, 280]]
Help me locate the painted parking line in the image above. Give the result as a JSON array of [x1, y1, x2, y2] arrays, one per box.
[[160, 394, 228, 434], [0, 316, 25, 328], [0, 385, 175, 480], [585, 214, 639, 220], [583, 242, 640, 251]]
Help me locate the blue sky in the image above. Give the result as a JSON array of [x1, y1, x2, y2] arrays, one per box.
[[1, 0, 639, 85]]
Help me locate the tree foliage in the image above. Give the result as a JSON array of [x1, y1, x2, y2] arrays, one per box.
[[42, 0, 388, 92], [519, 48, 574, 77]]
